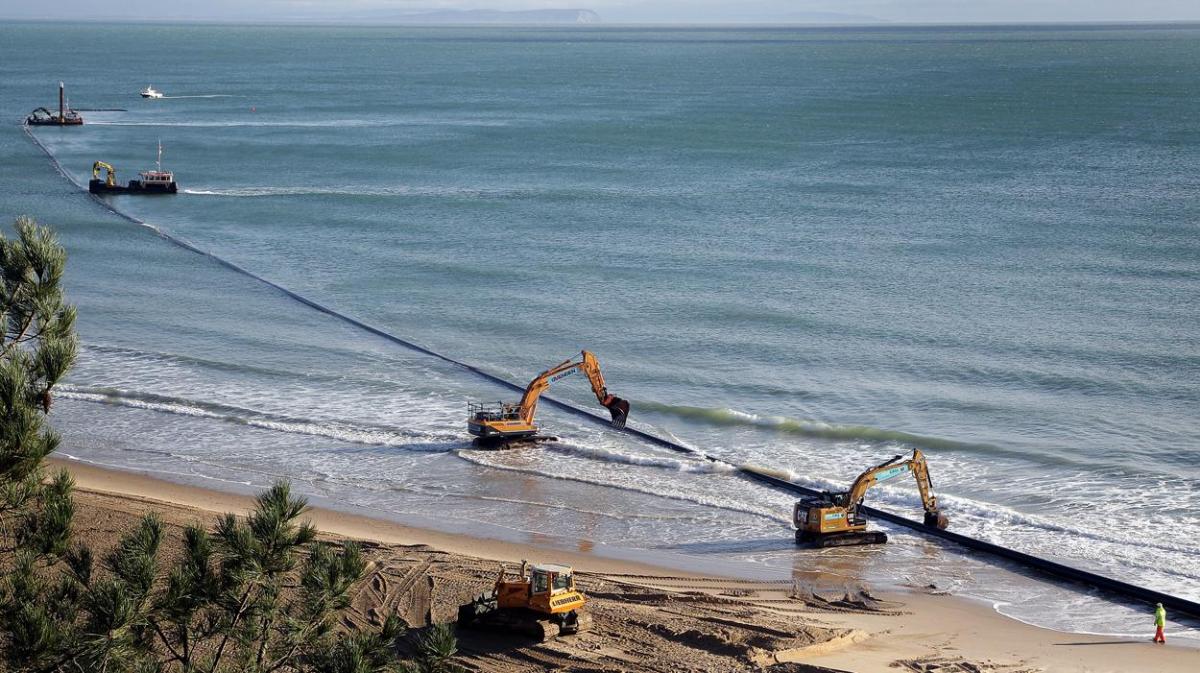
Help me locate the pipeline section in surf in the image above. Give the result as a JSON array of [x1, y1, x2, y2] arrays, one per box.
[[23, 122, 1200, 620]]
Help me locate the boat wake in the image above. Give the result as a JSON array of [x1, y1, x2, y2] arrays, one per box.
[[183, 185, 506, 198], [87, 117, 508, 128]]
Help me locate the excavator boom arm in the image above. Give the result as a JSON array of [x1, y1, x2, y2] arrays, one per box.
[[910, 449, 938, 513], [515, 351, 630, 429], [92, 161, 117, 187], [845, 449, 943, 520]]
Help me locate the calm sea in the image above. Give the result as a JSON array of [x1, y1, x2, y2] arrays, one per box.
[[1, 22, 1198, 637]]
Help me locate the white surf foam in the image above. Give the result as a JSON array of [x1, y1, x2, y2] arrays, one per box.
[[548, 439, 736, 474], [455, 448, 790, 525], [58, 386, 457, 450], [183, 185, 506, 198]]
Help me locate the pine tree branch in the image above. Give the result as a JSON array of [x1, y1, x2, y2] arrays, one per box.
[[207, 584, 256, 673], [148, 618, 185, 665]]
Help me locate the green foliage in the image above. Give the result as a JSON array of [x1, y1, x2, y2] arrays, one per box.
[[3, 477, 440, 673], [0, 217, 77, 528], [0, 219, 450, 672], [408, 624, 463, 673]]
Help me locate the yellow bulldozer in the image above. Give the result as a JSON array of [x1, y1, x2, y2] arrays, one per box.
[[457, 561, 593, 641], [794, 449, 950, 547], [467, 350, 630, 445]]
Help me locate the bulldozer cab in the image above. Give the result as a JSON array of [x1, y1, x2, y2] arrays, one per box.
[[530, 564, 574, 595], [495, 562, 583, 616]]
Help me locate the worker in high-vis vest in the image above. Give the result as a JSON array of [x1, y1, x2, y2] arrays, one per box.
[[1153, 602, 1166, 643]]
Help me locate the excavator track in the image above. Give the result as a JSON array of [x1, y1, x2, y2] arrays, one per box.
[[457, 599, 585, 643], [471, 435, 559, 449], [796, 530, 888, 548]]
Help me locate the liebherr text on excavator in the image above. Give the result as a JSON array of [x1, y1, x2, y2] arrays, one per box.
[[467, 350, 630, 445], [794, 449, 950, 547]]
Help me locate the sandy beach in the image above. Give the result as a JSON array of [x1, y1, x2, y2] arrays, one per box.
[[54, 457, 1197, 672]]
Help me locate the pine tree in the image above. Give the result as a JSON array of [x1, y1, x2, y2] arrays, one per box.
[[0, 218, 456, 672], [0, 215, 79, 556]]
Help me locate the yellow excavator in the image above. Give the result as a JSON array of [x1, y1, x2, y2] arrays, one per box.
[[457, 561, 593, 641], [794, 449, 949, 547], [91, 161, 118, 189], [467, 350, 630, 445]]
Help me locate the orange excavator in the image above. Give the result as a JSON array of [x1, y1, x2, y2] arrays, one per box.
[[467, 350, 630, 445], [794, 449, 950, 547]]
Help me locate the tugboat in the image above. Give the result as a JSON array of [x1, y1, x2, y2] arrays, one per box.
[[26, 82, 84, 126], [89, 142, 178, 195], [140, 86, 163, 99]]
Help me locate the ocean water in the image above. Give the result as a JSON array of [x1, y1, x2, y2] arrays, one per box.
[[1, 22, 1198, 638]]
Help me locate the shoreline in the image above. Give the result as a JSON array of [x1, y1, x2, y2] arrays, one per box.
[[53, 456, 1198, 671]]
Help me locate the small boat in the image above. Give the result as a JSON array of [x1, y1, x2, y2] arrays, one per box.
[[26, 82, 84, 126], [140, 86, 163, 99], [89, 142, 178, 195]]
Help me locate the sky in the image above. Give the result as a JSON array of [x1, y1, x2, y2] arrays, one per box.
[[2, 0, 1200, 23]]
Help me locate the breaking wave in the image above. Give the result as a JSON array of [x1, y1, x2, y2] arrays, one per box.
[[640, 401, 995, 452]]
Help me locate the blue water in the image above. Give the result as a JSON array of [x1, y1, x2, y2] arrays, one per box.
[[1, 22, 1198, 637]]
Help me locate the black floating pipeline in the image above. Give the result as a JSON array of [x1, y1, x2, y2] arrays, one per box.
[[23, 123, 1200, 621]]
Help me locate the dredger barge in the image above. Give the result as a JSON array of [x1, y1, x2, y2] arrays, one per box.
[[25, 82, 83, 126], [89, 144, 178, 195]]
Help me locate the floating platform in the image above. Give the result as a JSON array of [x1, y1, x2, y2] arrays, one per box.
[[25, 82, 84, 126], [26, 107, 83, 126], [89, 146, 178, 196], [88, 178, 177, 195]]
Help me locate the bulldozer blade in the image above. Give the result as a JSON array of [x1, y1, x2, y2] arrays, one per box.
[[605, 397, 631, 429]]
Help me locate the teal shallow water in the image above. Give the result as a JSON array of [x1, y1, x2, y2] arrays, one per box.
[[1, 22, 1198, 637]]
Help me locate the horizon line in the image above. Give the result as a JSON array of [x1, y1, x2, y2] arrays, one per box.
[[4, 17, 1200, 28]]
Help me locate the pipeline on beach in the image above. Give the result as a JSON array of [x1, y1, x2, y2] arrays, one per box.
[[21, 121, 1200, 621]]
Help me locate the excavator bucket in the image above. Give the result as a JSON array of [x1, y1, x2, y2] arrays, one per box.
[[604, 397, 630, 429], [924, 511, 950, 530]]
